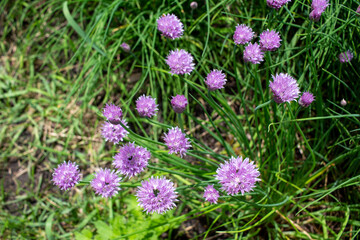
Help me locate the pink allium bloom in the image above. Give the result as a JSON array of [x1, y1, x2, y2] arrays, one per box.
[[215, 156, 260, 195], [340, 99, 347, 106], [310, 0, 329, 21], [259, 29, 282, 51], [205, 69, 227, 91], [299, 92, 315, 107], [203, 185, 219, 204], [171, 95, 188, 113], [339, 50, 354, 63], [157, 14, 184, 40], [233, 24, 254, 45], [357, 5, 360, 14], [163, 126, 191, 158], [166, 49, 195, 75], [243, 43, 264, 64], [113, 142, 151, 178], [91, 168, 121, 198], [101, 120, 129, 144], [120, 43, 130, 52], [267, 0, 292, 10], [136, 176, 178, 214], [190, 2, 198, 9], [269, 73, 300, 103], [102, 103, 123, 124], [52, 161, 81, 191], [136, 95, 159, 118]]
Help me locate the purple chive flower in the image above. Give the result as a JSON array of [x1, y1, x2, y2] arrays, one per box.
[[91, 168, 121, 198], [205, 69, 227, 91], [357, 5, 360, 14], [101, 120, 129, 144], [215, 156, 260, 196], [113, 142, 151, 178], [299, 92, 315, 107], [136, 176, 178, 214], [102, 103, 123, 124], [163, 126, 191, 158], [243, 43, 264, 64], [267, 0, 291, 10], [203, 185, 219, 204], [339, 50, 354, 63], [136, 95, 159, 118], [120, 43, 130, 52], [52, 161, 81, 191], [259, 29, 282, 51], [309, 0, 329, 22], [157, 14, 184, 40], [269, 73, 300, 103], [190, 2, 198, 9], [171, 95, 188, 113], [233, 24, 254, 45], [166, 49, 195, 75], [340, 99, 347, 106]]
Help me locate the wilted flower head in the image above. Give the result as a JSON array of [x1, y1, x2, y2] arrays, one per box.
[[203, 185, 219, 204], [120, 43, 130, 52], [259, 29, 282, 51], [52, 161, 81, 190], [136, 95, 159, 118], [267, 0, 291, 10], [103, 103, 123, 124], [340, 99, 347, 106], [310, 0, 329, 21], [101, 120, 129, 144], [269, 73, 300, 103], [190, 1, 198, 9], [171, 95, 188, 113], [91, 168, 121, 198], [205, 69, 227, 91], [233, 24, 254, 45], [136, 176, 178, 214], [113, 142, 151, 178], [299, 92, 315, 107], [338, 50, 354, 63], [243, 43, 264, 64], [163, 126, 191, 157], [166, 49, 195, 75], [157, 14, 184, 40], [215, 156, 260, 195]]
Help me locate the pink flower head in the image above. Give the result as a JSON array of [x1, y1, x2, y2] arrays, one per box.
[[52, 161, 81, 191], [101, 120, 129, 144], [267, 0, 292, 10], [171, 95, 188, 113], [215, 156, 260, 195], [190, 2, 198, 9], [233, 24, 254, 45], [243, 43, 264, 64], [136, 176, 178, 214], [299, 92, 315, 107], [269, 73, 300, 103], [102, 103, 123, 124], [310, 0, 329, 21], [136, 95, 159, 118], [259, 29, 282, 51], [91, 168, 121, 198], [205, 69, 227, 91], [357, 5, 360, 14], [120, 43, 130, 52], [163, 126, 191, 158], [339, 50, 354, 63], [113, 142, 151, 178], [157, 14, 184, 40], [203, 185, 219, 204], [166, 49, 195, 75]]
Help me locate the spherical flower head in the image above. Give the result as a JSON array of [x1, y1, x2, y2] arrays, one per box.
[[243, 43, 264, 64], [203, 185, 219, 204], [166, 49, 195, 75], [120, 43, 130, 52], [157, 14, 184, 40], [310, 0, 329, 21], [215, 156, 260, 195], [339, 50, 354, 63], [340, 99, 347, 106], [91, 168, 121, 198], [357, 5, 360, 14], [102, 103, 123, 124], [171, 95, 188, 113], [52, 161, 81, 190], [101, 120, 129, 144], [267, 0, 291, 10], [269, 73, 300, 103], [113, 142, 151, 178], [233, 24, 254, 45], [205, 69, 227, 91], [136, 95, 159, 118], [163, 126, 191, 158], [259, 29, 282, 51], [299, 92, 315, 107], [136, 176, 178, 214], [190, 2, 198, 9]]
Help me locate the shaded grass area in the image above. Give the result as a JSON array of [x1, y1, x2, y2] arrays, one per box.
[[1, 0, 360, 239]]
